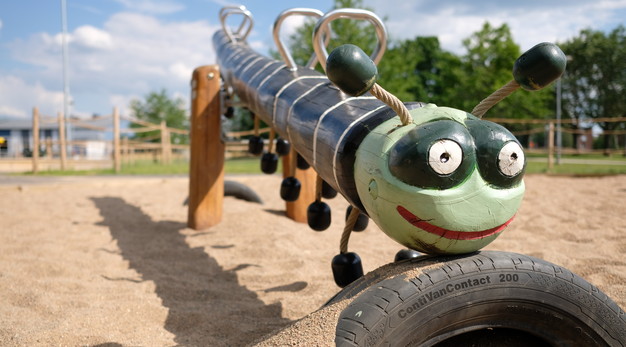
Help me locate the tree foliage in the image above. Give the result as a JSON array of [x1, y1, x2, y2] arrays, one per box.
[[377, 21, 554, 146], [455, 22, 554, 121], [129, 89, 188, 144], [377, 36, 463, 106], [277, 0, 377, 71], [272, 0, 624, 149], [560, 25, 626, 148]]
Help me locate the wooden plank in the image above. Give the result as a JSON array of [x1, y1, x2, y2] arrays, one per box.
[[282, 151, 316, 223], [187, 65, 224, 230]]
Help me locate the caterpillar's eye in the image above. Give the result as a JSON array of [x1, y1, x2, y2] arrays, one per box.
[[389, 120, 475, 190], [466, 117, 525, 188], [428, 140, 463, 175], [498, 142, 524, 177]]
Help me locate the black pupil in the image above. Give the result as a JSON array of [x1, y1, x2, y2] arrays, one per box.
[[440, 152, 450, 163]]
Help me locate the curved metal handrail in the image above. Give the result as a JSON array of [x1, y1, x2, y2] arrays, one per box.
[[219, 5, 254, 43], [312, 8, 387, 72], [272, 8, 328, 71]]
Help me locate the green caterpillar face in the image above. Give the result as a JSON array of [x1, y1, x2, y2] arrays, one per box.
[[355, 104, 525, 254]]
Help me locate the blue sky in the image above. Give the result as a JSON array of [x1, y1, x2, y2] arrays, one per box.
[[1, 0, 624, 119]]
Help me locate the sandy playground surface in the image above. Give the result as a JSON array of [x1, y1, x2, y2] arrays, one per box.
[[0, 173, 624, 346]]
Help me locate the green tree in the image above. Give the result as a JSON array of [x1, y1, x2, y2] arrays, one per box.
[[560, 26, 626, 150], [129, 89, 188, 144], [377, 36, 463, 106], [275, 0, 378, 70], [458, 22, 553, 118], [454, 23, 555, 146]]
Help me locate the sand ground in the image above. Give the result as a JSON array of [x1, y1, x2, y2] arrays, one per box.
[[0, 174, 624, 346]]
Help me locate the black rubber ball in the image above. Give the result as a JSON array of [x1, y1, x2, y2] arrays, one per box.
[[248, 136, 264, 155], [224, 106, 235, 119], [280, 177, 301, 202], [296, 154, 310, 170], [275, 138, 291, 156], [322, 180, 338, 199], [331, 252, 364, 288], [260, 152, 278, 174], [307, 201, 331, 231], [394, 249, 421, 262], [346, 205, 369, 232]]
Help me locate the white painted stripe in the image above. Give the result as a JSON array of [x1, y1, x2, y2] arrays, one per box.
[[272, 76, 328, 123], [223, 46, 242, 62], [244, 61, 277, 110], [231, 54, 259, 75], [285, 82, 328, 143], [240, 56, 264, 75], [331, 104, 386, 193], [247, 61, 275, 83], [252, 63, 286, 113], [312, 96, 376, 167], [257, 64, 286, 90]]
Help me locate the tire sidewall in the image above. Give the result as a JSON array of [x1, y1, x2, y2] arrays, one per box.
[[333, 251, 626, 346]]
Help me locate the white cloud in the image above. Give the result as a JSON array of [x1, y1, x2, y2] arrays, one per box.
[[73, 25, 113, 50], [365, 0, 625, 54], [0, 76, 64, 118], [168, 62, 193, 82], [109, 94, 139, 116], [276, 14, 306, 39], [6, 12, 219, 116], [114, 0, 184, 14]]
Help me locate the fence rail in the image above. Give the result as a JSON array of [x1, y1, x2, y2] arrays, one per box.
[[4, 106, 623, 174]]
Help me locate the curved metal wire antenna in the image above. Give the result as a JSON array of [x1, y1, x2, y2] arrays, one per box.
[[219, 5, 254, 43], [273, 8, 329, 71], [312, 8, 388, 72]]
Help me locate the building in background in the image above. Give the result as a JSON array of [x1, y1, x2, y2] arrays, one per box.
[[0, 117, 109, 159]]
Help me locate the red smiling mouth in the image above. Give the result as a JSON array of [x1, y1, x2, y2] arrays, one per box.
[[397, 206, 514, 241]]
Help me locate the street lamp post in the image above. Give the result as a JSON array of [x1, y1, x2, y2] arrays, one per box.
[[61, 0, 72, 156]]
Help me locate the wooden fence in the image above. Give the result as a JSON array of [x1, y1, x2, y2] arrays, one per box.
[[21, 106, 626, 174]]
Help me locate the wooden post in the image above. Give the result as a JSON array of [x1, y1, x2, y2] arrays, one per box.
[[160, 121, 171, 164], [548, 122, 555, 171], [187, 65, 224, 230], [45, 138, 52, 158], [113, 107, 121, 173], [129, 140, 135, 165], [58, 112, 67, 170], [32, 107, 39, 174], [122, 137, 129, 165], [282, 152, 317, 223]]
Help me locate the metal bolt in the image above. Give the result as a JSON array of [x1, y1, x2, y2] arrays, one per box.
[[207, 72, 215, 80]]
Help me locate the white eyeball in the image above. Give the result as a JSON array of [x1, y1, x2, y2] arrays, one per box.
[[498, 142, 525, 176], [428, 139, 463, 175]]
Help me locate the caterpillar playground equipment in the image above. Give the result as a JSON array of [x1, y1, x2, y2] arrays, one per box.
[[187, 5, 626, 346]]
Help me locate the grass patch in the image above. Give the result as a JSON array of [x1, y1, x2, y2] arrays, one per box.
[[16, 155, 625, 177], [526, 161, 626, 175], [18, 157, 281, 176], [526, 152, 626, 161]]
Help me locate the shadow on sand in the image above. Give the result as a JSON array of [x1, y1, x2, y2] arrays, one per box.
[[91, 197, 292, 346]]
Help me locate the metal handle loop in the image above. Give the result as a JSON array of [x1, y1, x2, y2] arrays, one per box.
[[312, 8, 387, 72], [219, 5, 254, 43], [273, 8, 329, 71]]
